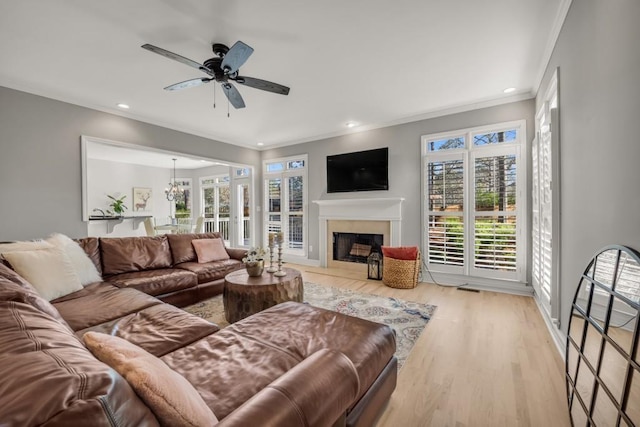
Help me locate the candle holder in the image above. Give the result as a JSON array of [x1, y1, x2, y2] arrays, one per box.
[[274, 234, 287, 277], [266, 245, 277, 273]]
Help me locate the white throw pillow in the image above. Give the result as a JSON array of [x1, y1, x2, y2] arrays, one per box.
[[0, 240, 53, 259], [3, 247, 83, 301], [47, 233, 102, 286]]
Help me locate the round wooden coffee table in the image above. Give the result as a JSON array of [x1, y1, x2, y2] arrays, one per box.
[[223, 267, 303, 323]]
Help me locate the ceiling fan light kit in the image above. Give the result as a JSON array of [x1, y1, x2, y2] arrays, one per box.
[[141, 41, 290, 114]]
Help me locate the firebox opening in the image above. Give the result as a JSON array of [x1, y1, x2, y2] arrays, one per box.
[[332, 232, 383, 264]]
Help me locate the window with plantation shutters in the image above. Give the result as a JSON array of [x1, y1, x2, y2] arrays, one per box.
[[263, 156, 307, 257], [532, 70, 560, 324], [422, 121, 526, 283]]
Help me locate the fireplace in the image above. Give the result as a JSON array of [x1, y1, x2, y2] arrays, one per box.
[[333, 232, 383, 264], [313, 198, 404, 268]]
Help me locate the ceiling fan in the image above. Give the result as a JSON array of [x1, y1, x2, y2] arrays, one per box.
[[141, 41, 290, 111]]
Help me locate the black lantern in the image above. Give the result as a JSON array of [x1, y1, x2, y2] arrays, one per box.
[[367, 252, 383, 280]]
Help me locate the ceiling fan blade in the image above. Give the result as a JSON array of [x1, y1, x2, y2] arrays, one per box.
[[221, 83, 246, 109], [164, 78, 212, 91], [141, 44, 215, 77], [234, 76, 290, 95], [221, 41, 254, 75]]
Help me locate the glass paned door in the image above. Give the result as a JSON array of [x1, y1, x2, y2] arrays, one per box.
[[423, 121, 525, 284], [236, 182, 251, 246], [201, 176, 230, 243]]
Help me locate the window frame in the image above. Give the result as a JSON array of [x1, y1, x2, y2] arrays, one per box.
[[262, 155, 308, 258], [421, 120, 527, 284]]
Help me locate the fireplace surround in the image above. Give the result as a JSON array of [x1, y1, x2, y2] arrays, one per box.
[[313, 198, 404, 269]]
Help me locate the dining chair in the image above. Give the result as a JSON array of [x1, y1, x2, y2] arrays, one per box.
[[143, 218, 156, 236], [193, 216, 205, 233]]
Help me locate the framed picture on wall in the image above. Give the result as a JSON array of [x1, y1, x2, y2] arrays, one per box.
[[132, 187, 152, 212]]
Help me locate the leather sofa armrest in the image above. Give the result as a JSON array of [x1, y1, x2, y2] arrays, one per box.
[[217, 349, 360, 427], [225, 247, 247, 261]]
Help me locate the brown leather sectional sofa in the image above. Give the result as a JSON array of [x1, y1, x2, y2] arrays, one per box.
[[0, 233, 397, 426], [78, 232, 247, 307]]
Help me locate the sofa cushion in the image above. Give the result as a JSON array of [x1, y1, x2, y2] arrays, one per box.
[[220, 349, 360, 427], [166, 232, 224, 264], [162, 302, 395, 420], [192, 238, 230, 263], [48, 233, 102, 285], [162, 326, 302, 419], [107, 268, 198, 296], [3, 247, 84, 301], [84, 332, 218, 426], [53, 283, 162, 331], [101, 235, 172, 275], [174, 259, 243, 284], [219, 302, 396, 406], [75, 303, 219, 357], [0, 300, 158, 426]]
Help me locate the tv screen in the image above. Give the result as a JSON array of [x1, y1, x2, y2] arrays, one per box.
[[326, 147, 389, 193]]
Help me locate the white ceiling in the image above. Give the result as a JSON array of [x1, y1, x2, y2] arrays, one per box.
[[0, 0, 569, 149]]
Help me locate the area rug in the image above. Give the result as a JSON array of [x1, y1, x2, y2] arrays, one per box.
[[183, 282, 437, 369]]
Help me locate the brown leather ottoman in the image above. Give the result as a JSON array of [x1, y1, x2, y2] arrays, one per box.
[[223, 267, 303, 323]]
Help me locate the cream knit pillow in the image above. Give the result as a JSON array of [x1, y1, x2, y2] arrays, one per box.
[[3, 247, 83, 301]]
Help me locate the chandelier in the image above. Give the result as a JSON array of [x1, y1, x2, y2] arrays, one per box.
[[165, 158, 184, 201]]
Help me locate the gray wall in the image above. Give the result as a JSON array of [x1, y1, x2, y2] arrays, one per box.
[[0, 86, 260, 241], [261, 99, 535, 262], [536, 0, 640, 334]]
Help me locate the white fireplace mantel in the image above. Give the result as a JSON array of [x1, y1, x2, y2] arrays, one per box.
[[312, 198, 404, 267]]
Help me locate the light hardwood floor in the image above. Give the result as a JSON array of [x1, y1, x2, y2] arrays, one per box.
[[290, 264, 571, 427]]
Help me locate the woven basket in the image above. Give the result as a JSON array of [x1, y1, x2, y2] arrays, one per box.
[[382, 251, 421, 289]]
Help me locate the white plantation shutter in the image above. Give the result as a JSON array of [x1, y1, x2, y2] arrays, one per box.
[[473, 155, 517, 273], [426, 158, 464, 270], [532, 141, 541, 291], [266, 178, 282, 235], [287, 175, 304, 250], [532, 103, 559, 321]]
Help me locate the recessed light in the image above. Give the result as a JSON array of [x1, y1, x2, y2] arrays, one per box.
[[346, 122, 358, 128], [503, 87, 516, 94], [257, 142, 264, 146], [117, 103, 130, 109]]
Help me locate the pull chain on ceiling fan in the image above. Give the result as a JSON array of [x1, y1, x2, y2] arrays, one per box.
[[141, 41, 290, 114]]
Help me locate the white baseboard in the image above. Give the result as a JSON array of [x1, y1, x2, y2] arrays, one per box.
[[425, 271, 534, 297], [534, 296, 566, 361], [282, 255, 321, 267]]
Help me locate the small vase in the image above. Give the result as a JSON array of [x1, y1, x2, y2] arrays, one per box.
[[245, 260, 264, 277]]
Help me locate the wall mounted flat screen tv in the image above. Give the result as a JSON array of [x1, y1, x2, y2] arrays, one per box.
[[327, 147, 389, 193]]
